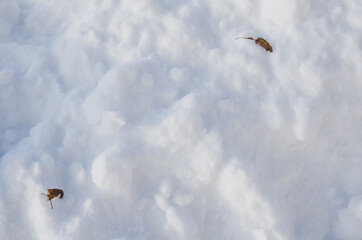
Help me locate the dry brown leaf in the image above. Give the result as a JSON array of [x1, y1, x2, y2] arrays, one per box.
[[42, 188, 64, 209], [236, 36, 273, 53]]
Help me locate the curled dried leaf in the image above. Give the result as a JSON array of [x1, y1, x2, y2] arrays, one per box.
[[236, 36, 273, 53], [46, 188, 64, 200], [255, 37, 273, 52], [42, 188, 64, 209]]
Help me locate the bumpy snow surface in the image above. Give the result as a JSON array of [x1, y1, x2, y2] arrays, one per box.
[[1, 0, 362, 239]]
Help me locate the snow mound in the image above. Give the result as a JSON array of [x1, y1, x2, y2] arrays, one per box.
[[92, 146, 133, 198]]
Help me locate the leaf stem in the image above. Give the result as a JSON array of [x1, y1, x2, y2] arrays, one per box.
[[235, 37, 254, 40]]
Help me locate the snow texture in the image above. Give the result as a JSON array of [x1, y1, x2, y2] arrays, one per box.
[[1, 0, 362, 239]]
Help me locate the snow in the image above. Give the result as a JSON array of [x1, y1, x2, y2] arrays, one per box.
[[1, 0, 362, 239]]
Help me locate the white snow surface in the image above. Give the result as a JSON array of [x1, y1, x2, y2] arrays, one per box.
[[1, 0, 362, 239]]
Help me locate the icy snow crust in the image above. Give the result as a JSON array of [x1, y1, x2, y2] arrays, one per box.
[[1, 0, 362, 239]]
